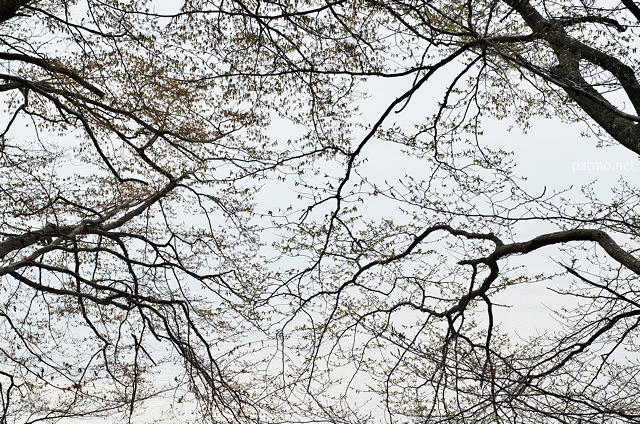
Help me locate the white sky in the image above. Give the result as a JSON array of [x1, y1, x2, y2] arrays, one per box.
[[5, 2, 640, 422]]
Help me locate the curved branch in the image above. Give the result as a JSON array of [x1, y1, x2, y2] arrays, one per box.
[[483, 228, 640, 275]]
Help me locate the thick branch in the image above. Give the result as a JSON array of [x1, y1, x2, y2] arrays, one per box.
[[464, 228, 640, 275], [0, 181, 178, 262], [501, 0, 640, 154], [0, 52, 105, 97], [0, 0, 29, 24], [621, 0, 640, 24]]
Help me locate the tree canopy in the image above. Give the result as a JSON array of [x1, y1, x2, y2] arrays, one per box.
[[1, 0, 639, 422]]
